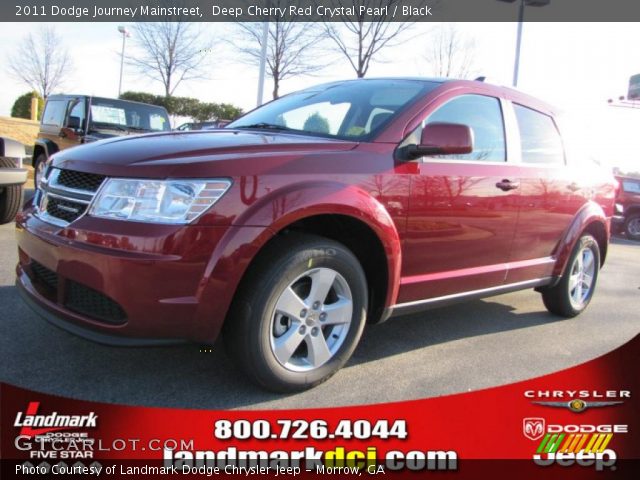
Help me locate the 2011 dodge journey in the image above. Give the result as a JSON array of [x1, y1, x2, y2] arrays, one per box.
[[16, 78, 616, 391]]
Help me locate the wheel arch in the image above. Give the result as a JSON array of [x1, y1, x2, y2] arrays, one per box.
[[33, 139, 58, 167], [197, 183, 403, 341], [552, 200, 609, 278]]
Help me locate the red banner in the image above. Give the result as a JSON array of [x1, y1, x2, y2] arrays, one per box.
[[2, 335, 639, 479]]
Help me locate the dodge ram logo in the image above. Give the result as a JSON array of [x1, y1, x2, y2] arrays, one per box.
[[523, 418, 545, 440]]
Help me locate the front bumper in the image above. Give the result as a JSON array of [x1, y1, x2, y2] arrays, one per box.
[[15, 207, 247, 345]]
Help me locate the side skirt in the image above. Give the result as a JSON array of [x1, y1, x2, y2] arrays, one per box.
[[381, 277, 556, 321]]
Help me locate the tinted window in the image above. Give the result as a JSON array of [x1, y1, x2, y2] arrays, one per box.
[[421, 95, 506, 162], [622, 180, 640, 194], [42, 100, 67, 127], [228, 80, 440, 140], [67, 99, 85, 127], [514, 104, 564, 164], [89, 98, 170, 132]]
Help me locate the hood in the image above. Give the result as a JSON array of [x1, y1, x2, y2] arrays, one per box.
[[52, 130, 359, 178]]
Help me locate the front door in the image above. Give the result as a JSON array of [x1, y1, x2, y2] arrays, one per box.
[[399, 94, 521, 304]]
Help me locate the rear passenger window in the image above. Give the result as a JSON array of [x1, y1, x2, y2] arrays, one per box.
[[417, 94, 507, 162], [514, 104, 565, 164]]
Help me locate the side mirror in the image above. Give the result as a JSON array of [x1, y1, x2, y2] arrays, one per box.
[[407, 122, 473, 158], [66, 116, 81, 130]]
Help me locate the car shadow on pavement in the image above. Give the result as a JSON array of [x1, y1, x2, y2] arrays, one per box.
[[0, 281, 567, 411], [351, 300, 563, 367]]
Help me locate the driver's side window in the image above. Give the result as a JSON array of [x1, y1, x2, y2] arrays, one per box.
[[403, 94, 506, 162], [66, 99, 85, 129]]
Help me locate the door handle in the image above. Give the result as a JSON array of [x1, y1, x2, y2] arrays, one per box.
[[495, 179, 520, 191], [567, 182, 580, 192]]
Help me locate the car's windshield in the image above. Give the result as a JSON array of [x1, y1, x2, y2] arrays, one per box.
[[228, 80, 440, 141], [89, 98, 170, 133]]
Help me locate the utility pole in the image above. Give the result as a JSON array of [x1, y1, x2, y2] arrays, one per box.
[[117, 26, 130, 97]]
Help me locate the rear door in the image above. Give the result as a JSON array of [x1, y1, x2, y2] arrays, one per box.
[[506, 102, 586, 283], [399, 93, 521, 304]]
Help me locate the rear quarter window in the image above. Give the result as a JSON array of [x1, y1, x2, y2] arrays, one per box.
[[514, 104, 565, 165], [41, 100, 67, 127]]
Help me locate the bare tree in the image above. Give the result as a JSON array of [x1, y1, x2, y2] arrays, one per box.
[[231, 20, 324, 99], [128, 22, 212, 96], [425, 24, 477, 79], [321, 0, 418, 78], [7, 27, 72, 98]]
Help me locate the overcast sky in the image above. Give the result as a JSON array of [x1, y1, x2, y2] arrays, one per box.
[[0, 21, 638, 171]]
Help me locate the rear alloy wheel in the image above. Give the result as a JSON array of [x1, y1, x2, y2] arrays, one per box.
[[224, 233, 367, 392], [542, 234, 600, 317], [625, 214, 640, 241]]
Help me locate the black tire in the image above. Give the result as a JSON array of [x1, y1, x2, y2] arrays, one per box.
[[624, 213, 640, 241], [0, 157, 24, 224], [224, 232, 368, 392], [33, 152, 47, 190], [541, 234, 600, 318]]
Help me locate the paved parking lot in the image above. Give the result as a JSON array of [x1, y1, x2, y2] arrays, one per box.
[[1, 201, 639, 410]]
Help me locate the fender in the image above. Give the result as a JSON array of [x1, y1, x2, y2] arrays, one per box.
[[33, 139, 59, 166], [552, 200, 608, 279], [193, 181, 403, 341], [235, 180, 402, 308]]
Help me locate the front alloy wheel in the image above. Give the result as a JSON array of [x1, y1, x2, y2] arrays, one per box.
[[270, 268, 353, 372], [224, 233, 368, 392]]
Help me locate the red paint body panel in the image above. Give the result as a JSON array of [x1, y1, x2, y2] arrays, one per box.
[[15, 79, 616, 343]]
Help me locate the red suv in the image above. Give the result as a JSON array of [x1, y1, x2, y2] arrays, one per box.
[[15, 79, 616, 391]]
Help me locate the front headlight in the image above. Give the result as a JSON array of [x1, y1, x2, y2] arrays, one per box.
[[615, 203, 624, 214], [89, 178, 231, 224]]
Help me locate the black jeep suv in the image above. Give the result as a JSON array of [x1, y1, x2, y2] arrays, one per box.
[[33, 95, 171, 188]]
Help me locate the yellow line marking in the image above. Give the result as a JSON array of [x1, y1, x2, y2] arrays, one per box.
[[584, 434, 599, 453], [590, 434, 606, 453], [598, 434, 613, 453]]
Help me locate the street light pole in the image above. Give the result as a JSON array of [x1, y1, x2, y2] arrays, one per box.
[[256, 21, 269, 107], [117, 26, 130, 97], [497, 0, 550, 88], [512, 0, 525, 87]]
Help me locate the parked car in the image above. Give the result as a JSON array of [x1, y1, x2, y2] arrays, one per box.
[[613, 175, 640, 240], [0, 137, 28, 224], [32, 95, 171, 188], [175, 120, 231, 131], [16, 78, 616, 391]]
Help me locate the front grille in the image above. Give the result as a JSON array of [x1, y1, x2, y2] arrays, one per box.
[[37, 168, 104, 226], [65, 281, 127, 325], [57, 170, 106, 192], [31, 261, 58, 291], [45, 197, 88, 224]]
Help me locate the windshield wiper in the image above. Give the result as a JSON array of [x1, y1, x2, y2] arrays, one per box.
[[234, 122, 296, 132], [125, 126, 151, 132]]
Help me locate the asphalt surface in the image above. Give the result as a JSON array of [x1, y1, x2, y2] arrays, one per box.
[[1, 196, 639, 410]]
